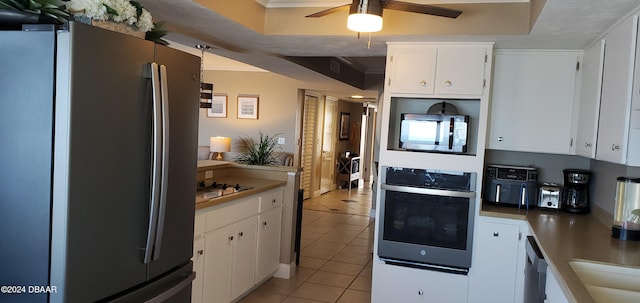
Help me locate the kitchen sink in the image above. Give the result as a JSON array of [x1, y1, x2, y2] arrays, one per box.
[[569, 260, 640, 303]]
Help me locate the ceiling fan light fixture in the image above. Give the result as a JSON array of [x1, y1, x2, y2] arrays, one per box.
[[347, 0, 383, 33], [347, 13, 383, 32]]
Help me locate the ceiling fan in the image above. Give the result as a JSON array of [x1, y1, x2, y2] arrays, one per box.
[[306, 0, 463, 32]]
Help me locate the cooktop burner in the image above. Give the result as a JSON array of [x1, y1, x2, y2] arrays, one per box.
[[198, 181, 254, 199]]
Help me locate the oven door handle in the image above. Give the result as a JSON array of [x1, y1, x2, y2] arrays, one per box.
[[381, 184, 476, 198]]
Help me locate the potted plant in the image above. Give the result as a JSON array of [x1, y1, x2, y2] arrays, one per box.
[[235, 131, 282, 166]]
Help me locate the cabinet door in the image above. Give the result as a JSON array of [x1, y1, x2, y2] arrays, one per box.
[[191, 237, 205, 303], [387, 46, 437, 94], [488, 51, 579, 154], [372, 262, 468, 303], [255, 207, 283, 283], [575, 40, 605, 158], [596, 16, 638, 164], [230, 216, 258, 300], [435, 46, 487, 95], [545, 269, 569, 303], [203, 227, 234, 303], [468, 220, 521, 303]]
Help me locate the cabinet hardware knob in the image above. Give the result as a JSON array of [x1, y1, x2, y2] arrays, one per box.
[[197, 249, 204, 255], [419, 80, 427, 87], [263, 222, 268, 226], [445, 80, 452, 87], [239, 232, 244, 237], [493, 232, 499, 237], [585, 142, 591, 148], [497, 137, 503, 142], [418, 290, 424, 296], [612, 144, 620, 150], [272, 199, 276, 204], [228, 236, 234, 241]]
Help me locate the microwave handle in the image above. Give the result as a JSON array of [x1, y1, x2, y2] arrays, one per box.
[[448, 117, 454, 150], [381, 184, 476, 198]]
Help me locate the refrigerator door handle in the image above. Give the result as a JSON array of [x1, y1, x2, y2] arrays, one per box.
[[152, 64, 170, 261], [144, 272, 195, 303], [144, 62, 162, 264]]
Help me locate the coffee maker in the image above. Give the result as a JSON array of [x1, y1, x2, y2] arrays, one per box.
[[562, 169, 592, 213]]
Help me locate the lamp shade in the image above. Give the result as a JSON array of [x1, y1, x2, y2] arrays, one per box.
[[209, 136, 231, 153], [347, 0, 383, 32]]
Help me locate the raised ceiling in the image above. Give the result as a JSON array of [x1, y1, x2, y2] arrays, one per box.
[[138, 0, 640, 98]]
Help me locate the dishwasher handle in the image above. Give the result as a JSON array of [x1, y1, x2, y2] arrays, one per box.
[[526, 236, 547, 273]]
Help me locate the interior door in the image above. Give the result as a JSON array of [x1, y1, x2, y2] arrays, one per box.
[[300, 95, 318, 200], [320, 98, 338, 194]]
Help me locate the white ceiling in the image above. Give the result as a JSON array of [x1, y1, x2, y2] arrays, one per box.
[[138, 0, 640, 98]]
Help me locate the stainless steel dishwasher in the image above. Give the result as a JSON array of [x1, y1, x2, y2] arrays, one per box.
[[524, 236, 547, 303]]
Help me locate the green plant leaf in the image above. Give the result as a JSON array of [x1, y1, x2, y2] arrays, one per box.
[[235, 131, 283, 166], [129, 0, 142, 18], [103, 3, 118, 16]]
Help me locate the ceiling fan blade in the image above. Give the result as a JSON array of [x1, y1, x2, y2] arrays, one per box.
[[383, 0, 462, 18], [305, 4, 351, 17]]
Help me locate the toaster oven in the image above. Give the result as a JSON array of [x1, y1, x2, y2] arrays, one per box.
[[483, 165, 538, 208]]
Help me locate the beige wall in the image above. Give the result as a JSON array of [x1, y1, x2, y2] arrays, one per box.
[[199, 70, 300, 156]]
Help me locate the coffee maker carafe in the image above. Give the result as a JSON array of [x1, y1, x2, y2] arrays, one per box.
[[562, 169, 592, 213]]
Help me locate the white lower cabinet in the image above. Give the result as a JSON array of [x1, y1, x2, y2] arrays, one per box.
[[191, 236, 205, 303], [192, 187, 284, 303], [545, 268, 569, 303], [255, 206, 282, 283], [468, 216, 528, 303], [372, 262, 468, 303]]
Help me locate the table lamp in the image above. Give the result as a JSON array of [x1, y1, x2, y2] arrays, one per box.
[[209, 136, 231, 160]]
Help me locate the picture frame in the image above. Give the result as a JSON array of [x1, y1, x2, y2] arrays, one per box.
[[206, 94, 227, 118], [339, 112, 350, 140], [237, 95, 259, 119]]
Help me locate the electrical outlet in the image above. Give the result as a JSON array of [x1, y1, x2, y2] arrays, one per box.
[[205, 170, 213, 179], [278, 137, 285, 145]]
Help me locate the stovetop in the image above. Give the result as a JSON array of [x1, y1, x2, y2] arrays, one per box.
[[198, 181, 254, 199]]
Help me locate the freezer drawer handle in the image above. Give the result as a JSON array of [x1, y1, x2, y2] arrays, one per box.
[[144, 272, 195, 303]]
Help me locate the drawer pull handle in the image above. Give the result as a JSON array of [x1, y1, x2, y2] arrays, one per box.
[[612, 144, 620, 150], [445, 80, 452, 87], [272, 199, 276, 204], [493, 232, 499, 237], [239, 232, 244, 237], [228, 236, 234, 241], [419, 80, 427, 87], [418, 290, 424, 296], [197, 249, 204, 255], [263, 221, 268, 226]]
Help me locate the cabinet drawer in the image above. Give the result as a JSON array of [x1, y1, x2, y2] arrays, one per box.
[[206, 196, 259, 232], [260, 188, 283, 213]]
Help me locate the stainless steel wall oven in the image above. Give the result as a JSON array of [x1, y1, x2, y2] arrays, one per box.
[[378, 166, 477, 274]]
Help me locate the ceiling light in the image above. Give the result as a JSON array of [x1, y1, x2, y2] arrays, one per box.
[[351, 95, 364, 99], [347, 0, 383, 33]]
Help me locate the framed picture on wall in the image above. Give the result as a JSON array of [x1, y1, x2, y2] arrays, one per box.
[[237, 95, 259, 119], [339, 112, 350, 140], [207, 94, 227, 118]]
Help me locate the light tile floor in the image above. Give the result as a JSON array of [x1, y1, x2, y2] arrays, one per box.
[[238, 184, 374, 303]]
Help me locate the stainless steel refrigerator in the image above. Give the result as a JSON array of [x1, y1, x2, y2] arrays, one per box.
[[0, 22, 200, 303]]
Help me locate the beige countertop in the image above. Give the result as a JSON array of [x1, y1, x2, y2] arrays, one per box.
[[195, 177, 286, 210], [481, 204, 640, 303]]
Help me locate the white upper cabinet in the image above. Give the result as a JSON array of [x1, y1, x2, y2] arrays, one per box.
[[488, 50, 580, 154], [387, 46, 437, 94], [575, 40, 605, 158], [435, 46, 488, 96], [386, 43, 489, 97], [596, 16, 638, 164]]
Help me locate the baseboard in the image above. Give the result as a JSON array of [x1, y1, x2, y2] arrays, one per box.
[[273, 261, 296, 279]]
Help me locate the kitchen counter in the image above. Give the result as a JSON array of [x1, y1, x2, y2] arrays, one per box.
[[481, 204, 640, 303], [195, 177, 286, 210]]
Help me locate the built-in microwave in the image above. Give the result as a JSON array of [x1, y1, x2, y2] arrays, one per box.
[[399, 114, 469, 153]]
